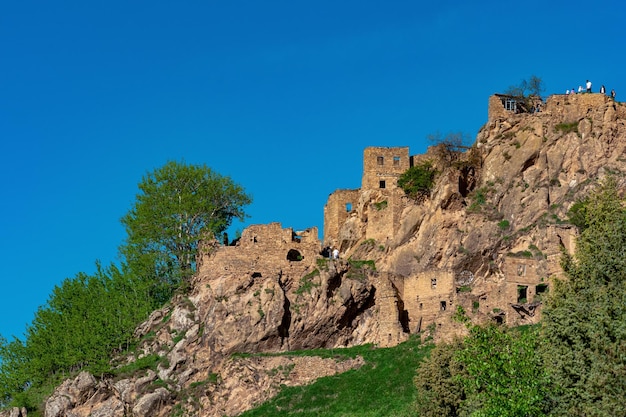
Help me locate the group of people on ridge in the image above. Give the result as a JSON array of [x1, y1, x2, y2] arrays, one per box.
[[566, 79, 616, 99]]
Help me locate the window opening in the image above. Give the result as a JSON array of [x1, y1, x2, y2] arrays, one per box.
[[393, 156, 400, 166], [346, 202, 352, 212], [431, 278, 437, 289], [440, 301, 447, 311], [379, 180, 386, 189], [517, 264, 526, 276], [287, 249, 303, 262], [377, 156, 384, 165], [505, 98, 517, 112], [517, 285, 528, 303], [535, 284, 549, 301]]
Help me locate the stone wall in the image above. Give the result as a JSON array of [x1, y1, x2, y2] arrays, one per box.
[[364, 190, 406, 244], [544, 93, 615, 119], [488, 94, 513, 121]]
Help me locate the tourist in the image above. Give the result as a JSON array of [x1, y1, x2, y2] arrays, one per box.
[[601, 85, 606, 94], [586, 80, 592, 93], [611, 89, 616, 100], [332, 247, 339, 259], [578, 85, 583, 93]]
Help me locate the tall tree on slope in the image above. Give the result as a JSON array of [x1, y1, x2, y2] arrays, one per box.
[[121, 161, 252, 287], [541, 177, 626, 416]]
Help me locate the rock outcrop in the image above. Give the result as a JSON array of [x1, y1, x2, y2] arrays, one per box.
[[24, 93, 625, 417]]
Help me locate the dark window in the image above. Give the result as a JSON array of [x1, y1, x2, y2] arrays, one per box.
[[431, 278, 437, 288], [536, 284, 549, 295], [379, 180, 386, 189], [287, 249, 303, 262], [517, 285, 528, 303], [440, 301, 447, 311], [377, 156, 384, 165]]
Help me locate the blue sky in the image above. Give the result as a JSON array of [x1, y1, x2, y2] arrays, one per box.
[[1, 0, 624, 341]]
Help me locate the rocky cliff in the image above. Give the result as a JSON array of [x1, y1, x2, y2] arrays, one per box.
[[6, 93, 625, 417]]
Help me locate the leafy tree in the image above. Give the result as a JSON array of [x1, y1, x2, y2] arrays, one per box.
[[455, 324, 550, 417], [541, 177, 626, 416], [0, 263, 156, 410], [0, 337, 28, 407], [120, 161, 252, 284], [415, 322, 549, 417], [397, 161, 436, 199], [414, 339, 466, 417]]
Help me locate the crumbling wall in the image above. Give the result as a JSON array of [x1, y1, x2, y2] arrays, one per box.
[[323, 189, 361, 247], [402, 270, 455, 334], [365, 190, 406, 245], [488, 94, 512, 121], [202, 223, 321, 281]]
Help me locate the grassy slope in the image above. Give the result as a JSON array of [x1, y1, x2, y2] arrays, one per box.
[[239, 336, 432, 417]]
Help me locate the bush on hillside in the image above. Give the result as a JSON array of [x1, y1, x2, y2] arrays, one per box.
[[397, 162, 436, 199]]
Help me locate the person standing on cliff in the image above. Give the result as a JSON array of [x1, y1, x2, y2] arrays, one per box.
[[611, 89, 616, 100], [601, 85, 606, 94], [586, 80, 592, 93]]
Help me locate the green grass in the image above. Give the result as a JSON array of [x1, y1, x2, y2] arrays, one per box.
[[239, 336, 431, 417]]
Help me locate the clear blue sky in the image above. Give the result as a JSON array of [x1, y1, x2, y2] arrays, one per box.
[[1, 0, 624, 341]]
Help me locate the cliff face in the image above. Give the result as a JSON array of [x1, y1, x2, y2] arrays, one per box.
[[20, 94, 626, 417], [328, 93, 626, 342]]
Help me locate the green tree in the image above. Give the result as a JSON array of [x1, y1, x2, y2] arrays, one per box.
[[397, 161, 436, 199], [415, 323, 549, 417], [0, 337, 28, 407], [0, 263, 156, 410], [120, 161, 252, 284], [541, 177, 626, 416], [456, 325, 550, 417], [414, 339, 466, 417]]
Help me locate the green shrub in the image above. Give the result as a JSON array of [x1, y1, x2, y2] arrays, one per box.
[[373, 200, 387, 210], [295, 269, 321, 295], [397, 162, 436, 199], [554, 121, 578, 134]]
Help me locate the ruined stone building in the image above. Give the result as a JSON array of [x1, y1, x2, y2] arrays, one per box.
[[322, 92, 625, 341]]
